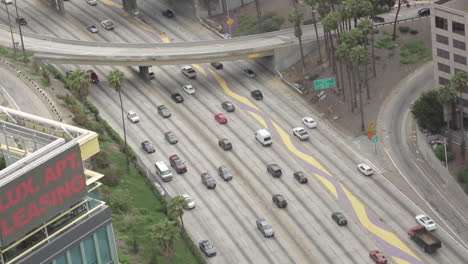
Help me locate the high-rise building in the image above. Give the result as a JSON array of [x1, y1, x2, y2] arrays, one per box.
[[0, 106, 118, 264]]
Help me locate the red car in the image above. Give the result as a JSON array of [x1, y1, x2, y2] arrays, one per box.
[[369, 250, 387, 264], [169, 154, 187, 174], [215, 113, 227, 124], [87, 69, 99, 83]]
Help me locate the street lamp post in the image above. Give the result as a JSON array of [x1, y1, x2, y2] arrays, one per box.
[[224, 0, 232, 37], [4, 3, 17, 58], [14, 0, 26, 57]]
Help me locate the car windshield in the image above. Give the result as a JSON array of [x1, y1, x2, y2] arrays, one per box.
[[204, 243, 213, 249], [129, 113, 137, 118], [299, 130, 307, 135], [184, 196, 192, 203], [221, 167, 230, 174], [263, 223, 272, 229]]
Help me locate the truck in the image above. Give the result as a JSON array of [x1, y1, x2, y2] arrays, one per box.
[[408, 225, 442, 253]]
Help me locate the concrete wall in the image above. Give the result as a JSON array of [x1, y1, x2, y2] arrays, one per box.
[[274, 39, 318, 71]]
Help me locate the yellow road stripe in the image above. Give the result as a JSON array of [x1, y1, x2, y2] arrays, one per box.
[[211, 70, 260, 111], [392, 257, 412, 264], [248, 53, 260, 58], [192, 64, 206, 76]]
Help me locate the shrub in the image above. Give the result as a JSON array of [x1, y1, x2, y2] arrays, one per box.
[[104, 188, 131, 214], [434, 145, 454, 162], [409, 29, 418, 35], [303, 19, 314, 25], [85, 121, 105, 134], [465, 183, 468, 194], [73, 112, 89, 127], [0, 156, 6, 170], [458, 168, 468, 183], [91, 151, 111, 169], [398, 26, 410, 33], [101, 167, 121, 187]]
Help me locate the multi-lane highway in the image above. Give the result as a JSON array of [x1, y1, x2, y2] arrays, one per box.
[[1, 0, 468, 263]]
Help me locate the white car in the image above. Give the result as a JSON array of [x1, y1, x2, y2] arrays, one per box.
[[302, 117, 317, 128], [357, 163, 373, 176], [127, 110, 140, 123], [183, 84, 195, 94], [182, 194, 195, 209], [101, 19, 114, 30], [292, 127, 309, 141], [2, 0, 12, 5], [86, 0, 97, 5], [181, 65, 196, 78], [415, 214, 436, 231]]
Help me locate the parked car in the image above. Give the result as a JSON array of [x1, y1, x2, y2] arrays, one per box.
[[218, 165, 233, 181], [243, 68, 256, 78], [127, 111, 140, 123], [181, 65, 196, 78], [218, 138, 232, 151], [162, 9, 175, 18], [141, 140, 155, 153], [182, 194, 195, 209], [418, 8, 430, 16], [169, 154, 187, 174], [369, 250, 387, 264], [16, 17, 27, 26], [293, 127, 309, 141], [215, 113, 227, 124], [164, 131, 178, 144], [171, 93, 184, 103], [256, 218, 274, 237], [101, 19, 114, 30], [267, 164, 282, 178], [293, 171, 308, 184], [183, 84, 195, 94], [251, 90, 263, 100], [201, 173, 216, 189], [331, 212, 348, 226], [157, 105, 171, 118], [222, 101, 235, 112], [1, 0, 12, 5], [87, 69, 99, 83], [211, 62, 223, 69], [302, 117, 318, 128], [272, 194, 287, 208], [86, 0, 97, 5], [415, 214, 436, 231], [199, 240, 216, 257], [87, 25, 98, 33], [357, 163, 374, 176]]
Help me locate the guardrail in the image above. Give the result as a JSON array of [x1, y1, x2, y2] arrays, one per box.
[[374, 15, 430, 28]]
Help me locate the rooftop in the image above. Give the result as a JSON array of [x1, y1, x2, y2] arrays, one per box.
[[435, 0, 468, 13]]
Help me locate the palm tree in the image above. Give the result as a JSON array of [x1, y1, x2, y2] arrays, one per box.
[[151, 219, 179, 257], [66, 69, 91, 103], [350, 45, 368, 132], [304, 0, 324, 70], [254, 0, 262, 33], [107, 69, 129, 171], [451, 72, 468, 161], [358, 19, 373, 100], [288, 8, 306, 87], [392, 0, 402, 41], [167, 196, 188, 229]]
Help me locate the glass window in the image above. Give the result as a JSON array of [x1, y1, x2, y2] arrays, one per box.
[[438, 63, 450, 73], [70, 245, 83, 264], [84, 237, 98, 264], [436, 34, 448, 45], [436, 48, 450, 59], [453, 21, 465, 36], [97, 228, 111, 263], [454, 54, 467, 65], [453, 39, 466, 51], [439, 76, 450, 85], [55, 254, 67, 264], [435, 16, 448, 30]]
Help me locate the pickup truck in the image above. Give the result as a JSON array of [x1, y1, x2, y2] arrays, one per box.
[[408, 225, 442, 253]]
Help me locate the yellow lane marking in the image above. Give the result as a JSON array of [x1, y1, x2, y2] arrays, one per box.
[[248, 112, 268, 128], [392, 257, 412, 264], [248, 53, 260, 58], [192, 64, 206, 76], [100, 0, 124, 10], [160, 32, 171, 43], [211, 70, 260, 111]]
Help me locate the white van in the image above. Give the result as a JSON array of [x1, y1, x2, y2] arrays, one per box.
[[255, 129, 272, 146], [155, 161, 173, 182]]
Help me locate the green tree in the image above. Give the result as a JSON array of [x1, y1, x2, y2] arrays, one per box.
[[151, 219, 179, 257], [304, 0, 324, 69], [289, 8, 306, 86], [66, 69, 91, 103], [261, 12, 285, 32], [410, 90, 444, 132], [358, 19, 373, 100], [451, 72, 468, 160], [167, 196, 188, 229]]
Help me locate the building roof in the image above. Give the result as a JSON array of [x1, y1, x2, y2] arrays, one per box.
[[435, 0, 468, 13]]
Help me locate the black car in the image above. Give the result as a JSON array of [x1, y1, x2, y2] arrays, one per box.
[[218, 165, 233, 181], [332, 212, 348, 226], [293, 171, 308, 184], [171, 93, 184, 103], [157, 105, 171, 118], [251, 90, 263, 100], [141, 140, 156, 153], [371, 16, 384, 23], [267, 164, 282, 178], [162, 9, 175, 18], [199, 240, 216, 257], [243, 68, 256, 78], [164, 131, 178, 144], [221, 101, 235, 112], [218, 138, 232, 151], [16, 17, 27, 26], [418, 8, 430, 17], [272, 194, 287, 208], [211, 62, 223, 69]]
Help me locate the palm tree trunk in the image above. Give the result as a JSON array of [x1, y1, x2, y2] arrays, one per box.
[[299, 35, 306, 86], [118, 91, 129, 172], [365, 62, 370, 100], [459, 96, 466, 162], [339, 60, 345, 101], [352, 66, 358, 109], [392, 0, 402, 41], [255, 0, 261, 33], [180, 216, 184, 229], [346, 63, 354, 112], [324, 30, 331, 63], [358, 67, 365, 132], [312, 12, 323, 71], [371, 20, 376, 77]]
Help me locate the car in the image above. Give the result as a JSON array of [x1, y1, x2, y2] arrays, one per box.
[[101, 19, 114, 30], [171, 93, 184, 103], [1, 0, 12, 5], [127, 111, 140, 123], [87, 69, 99, 83], [169, 154, 187, 174], [181, 65, 196, 79], [267, 164, 282, 178], [86, 0, 97, 5], [87, 25, 98, 33], [331, 212, 348, 226], [302, 117, 317, 128], [272, 194, 287, 208], [16, 17, 27, 26], [162, 9, 175, 18], [369, 250, 387, 264], [221, 101, 235, 112], [243, 68, 256, 78], [199, 240, 216, 257], [256, 218, 274, 237], [210, 62, 223, 69], [415, 214, 436, 231], [293, 171, 308, 184], [293, 127, 309, 141], [218, 138, 232, 151], [164, 131, 178, 144], [183, 84, 195, 94], [251, 90, 263, 100], [157, 105, 171, 118], [201, 173, 216, 189], [418, 8, 430, 17], [218, 165, 233, 181], [357, 163, 374, 176], [371, 16, 385, 23], [141, 140, 155, 153], [182, 194, 195, 209], [215, 113, 227, 124]]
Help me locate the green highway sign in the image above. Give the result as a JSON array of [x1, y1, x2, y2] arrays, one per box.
[[314, 78, 336, 90]]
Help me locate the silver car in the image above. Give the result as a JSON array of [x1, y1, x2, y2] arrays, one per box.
[[127, 111, 139, 123], [256, 218, 274, 237], [199, 240, 216, 257], [293, 127, 309, 141], [101, 19, 114, 30], [164, 131, 178, 144], [181, 65, 196, 79], [218, 165, 233, 181]]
